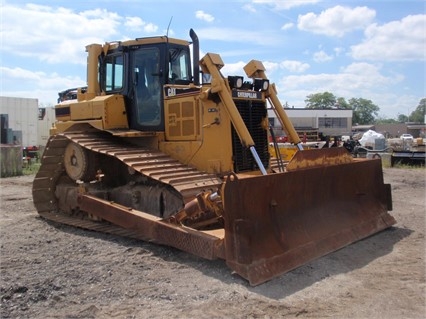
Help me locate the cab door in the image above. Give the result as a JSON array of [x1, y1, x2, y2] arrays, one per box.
[[130, 47, 164, 131]]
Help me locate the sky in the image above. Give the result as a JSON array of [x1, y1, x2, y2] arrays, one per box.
[[1, 0, 425, 119]]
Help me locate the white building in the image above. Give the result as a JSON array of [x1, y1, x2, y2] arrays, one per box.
[[38, 107, 56, 147], [268, 108, 353, 139], [0, 96, 39, 147], [0, 97, 57, 149]]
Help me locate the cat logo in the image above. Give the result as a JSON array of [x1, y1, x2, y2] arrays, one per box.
[[167, 88, 176, 97]]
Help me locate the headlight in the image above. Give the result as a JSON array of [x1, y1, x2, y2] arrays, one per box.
[[228, 76, 243, 89], [253, 78, 269, 91]]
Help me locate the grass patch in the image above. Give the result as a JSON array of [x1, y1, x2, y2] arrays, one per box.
[[391, 162, 425, 169], [22, 161, 41, 175]]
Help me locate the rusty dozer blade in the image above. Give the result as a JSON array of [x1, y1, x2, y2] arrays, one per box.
[[223, 148, 395, 286]]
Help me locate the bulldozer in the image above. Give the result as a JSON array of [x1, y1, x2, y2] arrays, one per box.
[[32, 29, 395, 286]]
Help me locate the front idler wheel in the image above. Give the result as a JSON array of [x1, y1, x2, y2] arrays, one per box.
[[64, 142, 97, 182]]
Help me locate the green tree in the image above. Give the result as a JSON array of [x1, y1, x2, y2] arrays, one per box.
[[349, 98, 380, 125], [305, 92, 336, 109], [409, 98, 426, 123], [375, 117, 397, 124], [336, 97, 350, 109], [397, 114, 409, 123]]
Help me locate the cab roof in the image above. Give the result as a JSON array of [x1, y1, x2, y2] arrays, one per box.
[[104, 36, 190, 50]]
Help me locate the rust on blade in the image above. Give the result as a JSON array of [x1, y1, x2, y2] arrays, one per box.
[[286, 147, 354, 171], [223, 158, 395, 286]]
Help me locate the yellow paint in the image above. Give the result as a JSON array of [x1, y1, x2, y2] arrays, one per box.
[[54, 94, 128, 133], [160, 91, 235, 174]]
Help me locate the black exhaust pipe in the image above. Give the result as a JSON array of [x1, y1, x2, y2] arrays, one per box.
[[189, 29, 200, 86]]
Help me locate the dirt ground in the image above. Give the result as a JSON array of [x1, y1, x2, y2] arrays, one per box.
[[0, 167, 425, 319]]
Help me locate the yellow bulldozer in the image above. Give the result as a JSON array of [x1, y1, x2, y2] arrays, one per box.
[[32, 29, 395, 285]]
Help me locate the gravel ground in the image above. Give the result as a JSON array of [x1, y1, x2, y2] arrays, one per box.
[[0, 167, 425, 319]]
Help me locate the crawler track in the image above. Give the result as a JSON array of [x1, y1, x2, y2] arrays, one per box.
[[32, 131, 223, 236]]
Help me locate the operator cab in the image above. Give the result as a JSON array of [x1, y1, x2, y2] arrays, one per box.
[[100, 39, 192, 132]]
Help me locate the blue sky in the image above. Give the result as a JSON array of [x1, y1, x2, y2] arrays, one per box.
[[1, 0, 425, 119]]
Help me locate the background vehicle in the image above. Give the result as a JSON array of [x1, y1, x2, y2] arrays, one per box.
[[32, 29, 395, 285], [400, 133, 414, 142]]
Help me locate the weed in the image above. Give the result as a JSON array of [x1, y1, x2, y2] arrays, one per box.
[[22, 162, 41, 175]]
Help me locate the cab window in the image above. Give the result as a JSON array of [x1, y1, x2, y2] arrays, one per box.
[[104, 54, 124, 92], [168, 48, 190, 84]]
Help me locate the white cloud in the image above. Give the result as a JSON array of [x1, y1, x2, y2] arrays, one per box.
[[196, 27, 277, 46], [340, 63, 404, 86], [125, 16, 143, 29], [293, 63, 400, 93], [350, 14, 426, 61], [281, 23, 294, 30], [144, 23, 159, 33], [220, 60, 406, 117], [252, 0, 320, 10], [243, 4, 256, 13], [280, 60, 310, 73], [1, 66, 43, 82], [313, 50, 333, 62], [274, 62, 405, 116], [124, 17, 158, 33], [220, 61, 280, 79], [334, 47, 345, 56], [263, 61, 280, 75], [0, 3, 158, 65], [0, 66, 85, 105], [298, 6, 376, 37], [195, 10, 215, 22], [221, 61, 248, 76]]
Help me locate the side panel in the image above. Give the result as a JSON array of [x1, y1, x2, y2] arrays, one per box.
[[103, 95, 129, 129], [164, 93, 201, 141], [55, 95, 128, 132], [161, 88, 235, 174]]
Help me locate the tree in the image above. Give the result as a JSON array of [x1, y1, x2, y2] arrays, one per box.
[[305, 92, 336, 109], [397, 114, 409, 123], [375, 117, 397, 124], [304, 92, 381, 124], [336, 97, 350, 109], [409, 98, 426, 123], [349, 98, 379, 125]]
